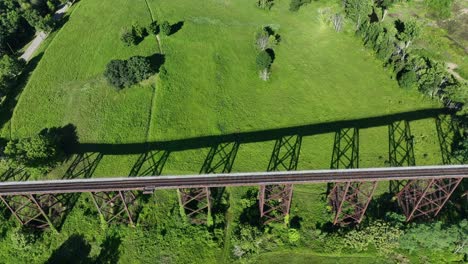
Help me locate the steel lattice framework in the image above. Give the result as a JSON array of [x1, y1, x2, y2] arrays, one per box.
[[0, 193, 72, 230], [388, 120, 415, 193], [259, 135, 301, 224], [398, 178, 463, 221], [90, 191, 138, 225], [329, 128, 377, 225], [180, 142, 239, 224]]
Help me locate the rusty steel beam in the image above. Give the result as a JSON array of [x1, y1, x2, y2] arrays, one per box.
[[0, 193, 70, 230], [328, 128, 376, 225], [179, 187, 211, 224], [397, 178, 463, 221], [259, 135, 301, 224], [90, 191, 138, 225]]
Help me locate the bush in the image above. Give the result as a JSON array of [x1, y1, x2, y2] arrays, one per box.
[[104, 56, 155, 89], [120, 28, 137, 46], [127, 56, 153, 82], [256, 0, 274, 10], [256, 51, 272, 70], [148, 21, 159, 35], [289, 0, 311, 12], [161, 21, 171, 36], [398, 70, 418, 90]]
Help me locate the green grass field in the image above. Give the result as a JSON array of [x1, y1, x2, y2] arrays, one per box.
[[9, 0, 443, 180], [0, 0, 460, 263]]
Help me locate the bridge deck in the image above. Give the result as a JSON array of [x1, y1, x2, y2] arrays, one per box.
[[0, 165, 466, 195]]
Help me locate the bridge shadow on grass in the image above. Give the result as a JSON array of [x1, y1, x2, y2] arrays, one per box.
[[77, 108, 450, 156], [0, 53, 44, 130]]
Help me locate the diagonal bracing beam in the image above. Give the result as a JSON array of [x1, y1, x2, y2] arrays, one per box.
[[397, 178, 463, 221], [329, 128, 376, 225], [388, 120, 415, 193], [259, 135, 301, 224], [180, 142, 239, 224], [0, 193, 71, 230], [90, 191, 138, 226]]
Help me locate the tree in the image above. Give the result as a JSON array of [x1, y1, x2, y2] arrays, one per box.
[[395, 19, 420, 49], [256, 51, 272, 81], [256, 0, 274, 10], [398, 70, 418, 90], [3, 132, 65, 169], [344, 0, 373, 29], [104, 60, 132, 88], [148, 21, 159, 35], [289, 0, 311, 12], [127, 56, 153, 82], [0, 54, 24, 81], [375, 0, 394, 21], [161, 21, 171, 36], [120, 28, 136, 46]]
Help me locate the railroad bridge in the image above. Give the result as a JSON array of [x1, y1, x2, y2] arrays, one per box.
[[0, 165, 466, 230]]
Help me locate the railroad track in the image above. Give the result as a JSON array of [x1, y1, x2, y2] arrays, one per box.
[[0, 165, 467, 195]]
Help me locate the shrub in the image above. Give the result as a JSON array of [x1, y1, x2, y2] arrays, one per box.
[[120, 28, 137, 46], [256, 51, 272, 70], [289, 0, 311, 12], [398, 70, 418, 90], [148, 21, 159, 35], [132, 22, 146, 39], [104, 56, 155, 88], [256, 0, 274, 10], [127, 56, 153, 82], [161, 21, 171, 36]]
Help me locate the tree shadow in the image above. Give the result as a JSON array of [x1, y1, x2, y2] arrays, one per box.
[[265, 48, 275, 65], [146, 53, 165, 73], [0, 53, 44, 130], [289, 215, 303, 229], [239, 189, 261, 227], [128, 150, 169, 176], [170, 21, 184, 35], [94, 235, 122, 264], [46, 234, 92, 264]]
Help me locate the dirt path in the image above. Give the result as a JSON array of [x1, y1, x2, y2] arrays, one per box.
[[446, 62, 466, 83], [20, 3, 71, 61]]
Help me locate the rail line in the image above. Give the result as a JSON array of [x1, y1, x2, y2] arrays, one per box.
[[0, 165, 467, 195]]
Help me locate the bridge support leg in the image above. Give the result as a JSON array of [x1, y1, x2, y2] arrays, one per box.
[[90, 191, 138, 225], [259, 135, 301, 224], [397, 178, 463, 221], [388, 120, 415, 193], [179, 187, 211, 224], [0, 194, 71, 230], [329, 181, 377, 225], [328, 128, 375, 225]]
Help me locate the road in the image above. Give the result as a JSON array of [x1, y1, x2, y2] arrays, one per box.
[[20, 3, 71, 61], [0, 165, 466, 195]]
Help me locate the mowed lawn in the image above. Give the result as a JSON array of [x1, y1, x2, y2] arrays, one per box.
[[10, 0, 443, 179]]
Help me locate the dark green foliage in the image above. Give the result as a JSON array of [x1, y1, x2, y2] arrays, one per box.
[[23, 9, 55, 32], [3, 127, 69, 170], [161, 21, 171, 36], [398, 70, 417, 90], [256, 0, 274, 10], [426, 0, 453, 19], [127, 56, 153, 82], [148, 21, 159, 35], [104, 59, 132, 88], [256, 50, 272, 70], [0, 54, 25, 99], [452, 135, 467, 163], [104, 56, 155, 89], [289, 0, 311, 12], [120, 28, 137, 46]]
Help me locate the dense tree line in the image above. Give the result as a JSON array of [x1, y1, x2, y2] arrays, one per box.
[[0, 0, 65, 55], [0, 54, 25, 102]]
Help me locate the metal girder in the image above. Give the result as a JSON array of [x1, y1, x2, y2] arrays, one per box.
[[397, 178, 463, 221], [90, 191, 138, 226], [259, 135, 301, 224], [329, 128, 376, 225], [179, 142, 239, 224], [329, 181, 377, 225], [388, 120, 415, 193], [0, 193, 70, 230], [179, 187, 211, 224]]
